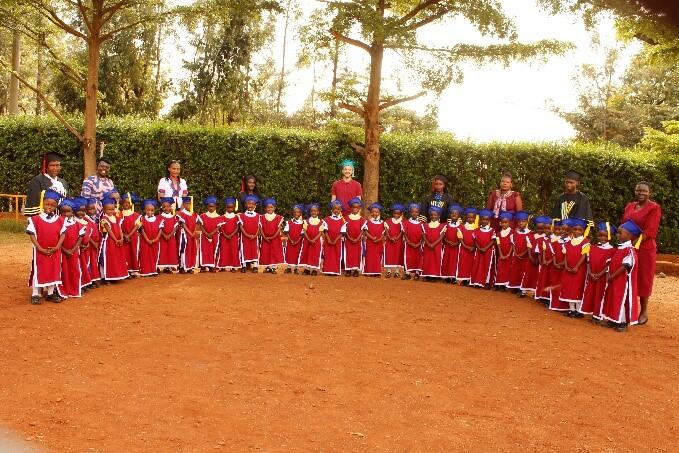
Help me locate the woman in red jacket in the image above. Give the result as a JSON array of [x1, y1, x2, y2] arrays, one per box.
[[620, 181, 662, 325]]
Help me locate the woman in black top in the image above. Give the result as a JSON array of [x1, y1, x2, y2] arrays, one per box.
[[419, 175, 456, 222], [237, 175, 263, 213]]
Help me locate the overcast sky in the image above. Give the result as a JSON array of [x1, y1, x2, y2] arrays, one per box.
[[163, 0, 641, 143]]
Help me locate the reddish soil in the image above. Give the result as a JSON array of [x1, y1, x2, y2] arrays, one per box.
[[0, 234, 677, 452]]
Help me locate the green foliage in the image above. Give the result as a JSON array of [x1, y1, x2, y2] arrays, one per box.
[[0, 115, 677, 252], [640, 120, 679, 154]]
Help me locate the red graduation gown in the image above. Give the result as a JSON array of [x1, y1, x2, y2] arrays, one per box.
[[158, 213, 180, 267], [78, 219, 93, 288], [548, 238, 570, 311], [259, 213, 285, 266], [362, 218, 385, 275], [384, 218, 404, 267], [621, 201, 661, 298], [322, 215, 345, 275], [471, 225, 496, 287], [58, 219, 84, 297], [284, 218, 304, 266], [521, 233, 542, 292], [238, 211, 260, 264], [300, 218, 323, 269], [27, 214, 65, 288], [581, 243, 615, 317], [441, 221, 461, 279], [198, 212, 222, 268], [177, 210, 199, 270], [559, 237, 590, 305], [85, 215, 101, 281], [601, 243, 639, 324], [99, 214, 129, 281], [494, 228, 513, 286], [402, 218, 424, 273], [508, 228, 531, 289], [456, 223, 477, 281], [121, 210, 141, 272], [343, 215, 366, 271], [138, 215, 163, 276], [217, 214, 241, 269], [421, 221, 446, 278], [534, 235, 554, 300]]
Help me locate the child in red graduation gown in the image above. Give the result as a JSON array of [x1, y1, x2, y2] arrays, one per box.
[[158, 197, 180, 272], [471, 209, 496, 288], [198, 196, 221, 272], [284, 203, 305, 274], [322, 200, 346, 276], [507, 211, 531, 295], [532, 216, 553, 302], [138, 199, 163, 277], [238, 195, 261, 273], [522, 216, 547, 295], [27, 189, 66, 305], [559, 218, 590, 317], [494, 211, 514, 290], [84, 198, 102, 285], [58, 199, 85, 298], [582, 222, 616, 320], [73, 198, 92, 290], [421, 206, 446, 280], [601, 221, 640, 332], [99, 197, 129, 281], [456, 207, 478, 285], [259, 198, 285, 273], [402, 203, 424, 280], [343, 197, 366, 277], [547, 221, 571, 312], [441, 205, 462, 283], [217, 198, 242, 271], [177, 196, 200, 273], [362, 203, 385, 276], [383, 203, 405, 279], [120, 192, 141, 276], [299, 203, 324, 275]]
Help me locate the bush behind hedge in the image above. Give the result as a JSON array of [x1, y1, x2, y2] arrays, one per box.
[[1, 116, 677, 252]]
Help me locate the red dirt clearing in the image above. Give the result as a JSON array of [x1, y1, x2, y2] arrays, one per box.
[[0, 234, 678, 452]]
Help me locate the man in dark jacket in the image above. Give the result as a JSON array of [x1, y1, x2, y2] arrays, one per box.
[[23, 152, 69, 216], [551, 169, 593, 222]]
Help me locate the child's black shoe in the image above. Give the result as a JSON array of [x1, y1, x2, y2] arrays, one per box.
[[284, 268, 292, 274], [240, 267, 247, 273], [614, 322, 628, 332], [30, 295, 41, 305]]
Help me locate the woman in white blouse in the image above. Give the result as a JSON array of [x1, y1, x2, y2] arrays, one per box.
[[157, 159, 188, 209]]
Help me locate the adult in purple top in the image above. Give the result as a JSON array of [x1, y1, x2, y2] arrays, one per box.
[[331, 159, 362, 216], [485, 171, 523, 230]]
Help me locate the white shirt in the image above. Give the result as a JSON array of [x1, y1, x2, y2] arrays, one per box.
[[157, 177, 188, 208]]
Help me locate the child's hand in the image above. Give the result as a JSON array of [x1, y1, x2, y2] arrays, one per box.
[[607, 274, 613, 282]]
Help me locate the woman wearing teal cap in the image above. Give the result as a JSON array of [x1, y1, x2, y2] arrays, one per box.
[[331, 159, 362, 217]]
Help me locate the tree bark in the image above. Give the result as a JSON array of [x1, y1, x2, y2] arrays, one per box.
[[8, 29, 21, 115], [83, 32, 101, 176], [361, 43, 384, 207], [329, 40, 339, 118], [276, 0, 292, 114], [36, 32, 44, 115]]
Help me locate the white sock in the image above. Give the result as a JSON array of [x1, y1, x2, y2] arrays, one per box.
[[46, 285, 55, 295], [569, 302, 576, 311], [32, 287, 40, 297]]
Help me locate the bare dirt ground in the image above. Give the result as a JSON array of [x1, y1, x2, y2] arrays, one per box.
[[0, 232, 677, 452]]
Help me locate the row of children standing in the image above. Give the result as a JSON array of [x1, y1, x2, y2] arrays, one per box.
[[27, 190, 642, 332]]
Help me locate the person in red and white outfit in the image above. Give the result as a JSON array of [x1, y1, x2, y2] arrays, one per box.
[[157, 159, 188, 210]]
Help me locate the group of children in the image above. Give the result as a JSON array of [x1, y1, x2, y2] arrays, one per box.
[[27, 190, 642, 332]]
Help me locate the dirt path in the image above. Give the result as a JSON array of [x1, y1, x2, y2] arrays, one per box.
[[0, 233, 677, 452]]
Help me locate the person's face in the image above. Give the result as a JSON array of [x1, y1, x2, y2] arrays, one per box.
[[144, 205, 155, 216], [410, 207, 419, 219], [246, 178, 256, 192], [370, 208, 381, 218], [342, 166, 353, 179], [433, 179, 445, 193], [245, 200, 256, 211], [351, 204, 361, 214], [480, 215, 490, 226], [103, 204, 116, 216], [553, 225, 562, 237], [332, 205, 342, 216], [121, 199, 132, 210], [42, 199, 57, 215], [500, 218, 510, 229], [310, 206, 320, 217], [293, 207, 302, 218], [466, 213, 476, 224], [500, 176, 512, 192], [597, 230, 609, 244], [430, 211, 440, 222], [564, 179, 578, 193], [168, 162, 181, 178], [162, 202, 173, 213], [46, 160, 61, 178], [449, 210, 460, 222], [86, 204, 97, 217], [59, 205, 73, 218], [617, 228, 633, 243], [207, 203, 216, 213], [571, 225, 584, 237], [226, 203, 235, 213], [543, 224, 552, 235], [97, 161, 111, 177], [635, 183, 650, 203], [561, 225, 571, 237], [392, 209, 402, 219], [517, 219, 528, 229], [265, 204, 275, 214], [535, 223, 544, 234], [76, 207, 86, 219]]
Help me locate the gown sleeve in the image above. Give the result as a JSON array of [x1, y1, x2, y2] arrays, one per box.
[[24, 176, 44, 216], [575, 193, 593, 221]]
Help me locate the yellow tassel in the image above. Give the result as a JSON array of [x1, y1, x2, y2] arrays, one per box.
[[188, 196, 194, 214], [474, 214, 479, 228], [126, 192, 134, 212], [235, 199, 239, 213], [605, 221, 611, 241], [584, 220, 593, 238], [634, 234, 643, 249], [38, 190, 46, 213]]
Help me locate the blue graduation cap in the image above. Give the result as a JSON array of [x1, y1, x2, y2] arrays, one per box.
[[292, 203, 305, 212], [103, 189, 119, 199], [142, 199, 158, 209], [160, 197, 175, 205], [407, 202, 421, 212], [43, 189, 62, 203], [73, 197, 88, 210], [59, 198, 77, 210], [121, 192, 139, 203], [307, 202, 321, 212], [263, 198, 277, 207], [203, 196, 218, 206], [597, 221, 616, 240], [568, 218, 587, 229], [448, 204, 463, 215], [244, 195, 259, 204], [514, 211, 530, 221], [328, 199, 343, 210], [181, 196, 193, 204], [391, 203, 405, 213], [224, 197, 237, 206], [533, 215, 552, 225], [499, 211, 514, 221], [478, 208, 493, 218], [85, 197, 98, 206], [348, 197, 363, 207], [428, 205, 443, 216], [464, 207, 478, 216], [101, 197, 117, 207], [368, 202, 383, 212], [619, 220, 642, 237]]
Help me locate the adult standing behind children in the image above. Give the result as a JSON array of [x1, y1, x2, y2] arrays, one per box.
[[80, 156, 116, 212], [24, 152, 69, 216], [237, 175, 263, 213], [419, 175, 456, 222], [157, 159, 188, 210], [331, 159, 362, 217], [486, 172, 523, 230], [550, 169, 593, 222]]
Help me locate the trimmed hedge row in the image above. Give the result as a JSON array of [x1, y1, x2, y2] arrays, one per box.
[[1, 116, 677, 252]]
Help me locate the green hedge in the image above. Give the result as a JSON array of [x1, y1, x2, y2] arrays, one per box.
[[1, 116, 677, 252]]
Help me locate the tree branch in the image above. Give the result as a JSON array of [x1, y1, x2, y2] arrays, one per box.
[[379, 91, 426, 110], [401, 9, 448, 32], [395, 0, 442, 27], [0, 59, 83, 142], [330, 29, 371, 54], [100, 11, 171, 41], [75, 0, 92, 33], [338, 102, 366, 117], [102, 0, 135, 25], [31, 3, 88, 40]]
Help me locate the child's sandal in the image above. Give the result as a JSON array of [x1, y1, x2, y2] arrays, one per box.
[[394, 272, 401, 279], [30, 295, 42, 305]]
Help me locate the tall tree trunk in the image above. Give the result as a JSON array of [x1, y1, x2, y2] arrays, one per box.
[[361, 43, 384, 206], [36, 32, 44, 115], [276, 0, 292, 114], [8, 29, 21, 115], [153, 14, 163, 114], [83, 34, 102, 176], [329, 40, 339, 118]]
